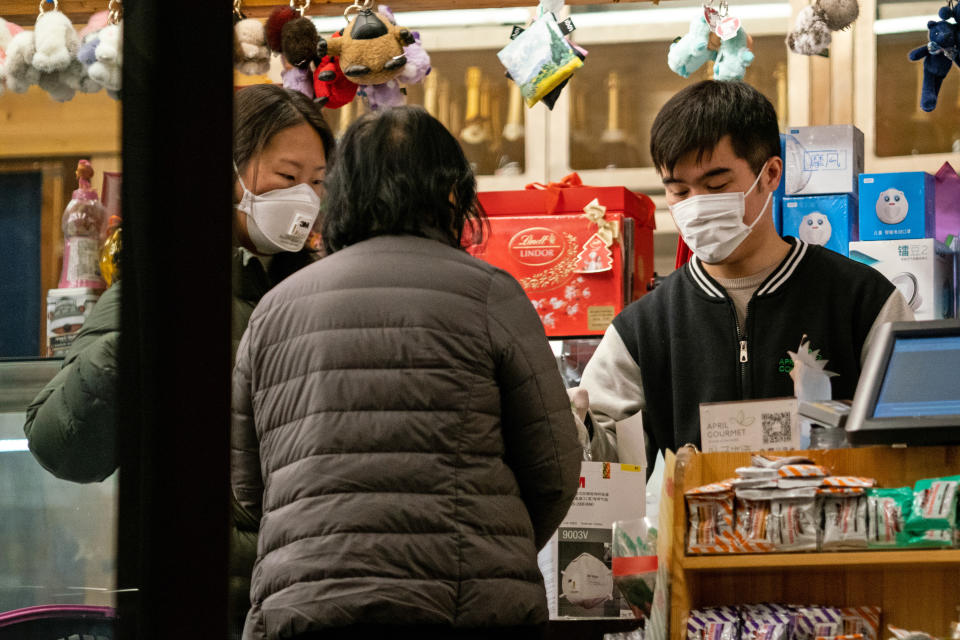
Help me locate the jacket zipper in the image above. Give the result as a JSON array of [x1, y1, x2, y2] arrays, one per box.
[[732, 298, 753, 398]]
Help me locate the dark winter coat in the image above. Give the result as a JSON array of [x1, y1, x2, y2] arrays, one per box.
[[231, 234, 581, 639]]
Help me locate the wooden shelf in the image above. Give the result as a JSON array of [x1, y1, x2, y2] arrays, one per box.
[[682, 549, 960, 571]]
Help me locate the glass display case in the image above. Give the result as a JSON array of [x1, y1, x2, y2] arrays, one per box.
[[0, 359, 117, 616]]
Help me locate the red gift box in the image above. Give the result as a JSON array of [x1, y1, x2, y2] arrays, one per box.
[[468, 212, 629, 337], [477, 176, 656, 301]]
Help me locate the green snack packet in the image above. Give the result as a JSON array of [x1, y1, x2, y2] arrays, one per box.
[[907, 475, 960, 533], [867, 487, 912, 548], [902, 528, 954, 548]]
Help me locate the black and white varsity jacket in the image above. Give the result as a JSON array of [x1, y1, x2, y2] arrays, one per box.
[[592, 237, 898, 460]]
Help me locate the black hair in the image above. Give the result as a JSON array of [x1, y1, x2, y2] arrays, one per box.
[[233, 84, 335, 171], [321, 105, 484, 254], [650, 80, 780, 176]]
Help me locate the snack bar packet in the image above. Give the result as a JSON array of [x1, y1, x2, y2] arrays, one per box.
[[906, 475, 960, 532], [903, 528, 954, 548], [795, 606, 843, 640], [769, 496, 820, 551], [612, 518, 658, 621], [887, 625, 937, 640], [687, 606, 740, 640], [686, 481, 736, 554], [752, 455, 814, 468], [736, 498, 773, 547], [736, 467, 780, 480], [822, 495, 868, 550], [822, 477, 875, 490], [819, 634, 864, 640], [741, 604, 796, 640], [866, 488, 910, 548], [840, 606, 881, 640], [778, 464, 830, 478]]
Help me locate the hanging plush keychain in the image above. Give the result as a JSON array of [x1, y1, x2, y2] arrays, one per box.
[[86, 0, 123, 99], [786, 0, 859, 56], [668, 1, 753, 81], [266, 0, 320, 99], [315, 0, 430, 110], [234, 0, 271, 76], [908, 0, 959, 112], [0, 18, 27, 95], [31, 0, 99, 102]]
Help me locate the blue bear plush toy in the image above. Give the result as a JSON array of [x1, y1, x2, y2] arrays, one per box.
[[908, 8, 960, 112]]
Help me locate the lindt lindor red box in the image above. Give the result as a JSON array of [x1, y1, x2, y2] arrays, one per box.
[[468, 212, 631, 337], [478, 185, 656, 300]]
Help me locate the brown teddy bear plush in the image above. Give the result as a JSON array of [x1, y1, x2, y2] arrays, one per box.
[[319, 9, 415, 86]]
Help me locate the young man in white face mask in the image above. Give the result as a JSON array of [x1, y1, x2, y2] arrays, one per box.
[[579, 81, 913, 465]]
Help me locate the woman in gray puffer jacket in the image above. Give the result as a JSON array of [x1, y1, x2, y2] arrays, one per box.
[[231, 106, 582, 640]]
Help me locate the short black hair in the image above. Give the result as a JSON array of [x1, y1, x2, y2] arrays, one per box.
[[321, 106, 484, 254], [233, 84, 335, 171], [650, 81, 780, 176]]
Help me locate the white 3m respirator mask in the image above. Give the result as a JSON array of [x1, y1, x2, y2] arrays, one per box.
[[669, 162, 773, 264], [235, 165, 321, 255], [561, 553, 613, 609]]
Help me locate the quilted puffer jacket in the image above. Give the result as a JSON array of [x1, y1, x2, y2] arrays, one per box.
[[231, 234, 581, 639]]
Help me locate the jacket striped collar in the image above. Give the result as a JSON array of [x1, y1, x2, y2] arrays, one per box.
[[687, 237, 809, 299]]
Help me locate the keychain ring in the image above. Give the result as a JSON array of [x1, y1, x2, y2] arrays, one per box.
[[38, 0, 59, 13], [108, 0, 123, 24], [290, 0, 311, 16]]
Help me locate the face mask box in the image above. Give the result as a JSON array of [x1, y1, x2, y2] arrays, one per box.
[[858, 172, 936, 241], [467, 213, 632, 337], [477, 186, 657, 303], [784, 125, 864, 197], [849, 239, 956, 320], [537, 460, 646, 620], [782, 194, 858, 256]]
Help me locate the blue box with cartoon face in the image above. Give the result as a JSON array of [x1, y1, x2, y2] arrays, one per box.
[[782, 194, 858, 256], [858, 172, 936, 241]]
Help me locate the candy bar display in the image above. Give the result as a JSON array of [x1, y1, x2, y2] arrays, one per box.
[[687, 605, 881, 640], [686, 462, 960, 554]]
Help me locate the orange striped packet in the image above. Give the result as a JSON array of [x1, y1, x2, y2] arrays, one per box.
[[822, 476, 876, 488], [778, 464, 830, 478], [816, 486, 866, 496], [686, 480, 737, 554], [840, 606, 881, 640]]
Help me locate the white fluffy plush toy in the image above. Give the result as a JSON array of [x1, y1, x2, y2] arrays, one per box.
[[3, 30, 40, 93], [234, 18, 271, 75], [88, 23, 122, 94], [32, 8, 80, 73]]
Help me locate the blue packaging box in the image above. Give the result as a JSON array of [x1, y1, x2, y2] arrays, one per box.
[[784, 125, 864, 197], [782, 194, 859, 256], [773, 133, 786, 235], [858, 172, 936, 241]]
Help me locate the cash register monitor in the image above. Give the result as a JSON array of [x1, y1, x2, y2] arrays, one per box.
[[846, 319, 960, 445]]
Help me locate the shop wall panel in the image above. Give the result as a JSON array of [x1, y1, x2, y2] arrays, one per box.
[[0, 88, 120, 159]]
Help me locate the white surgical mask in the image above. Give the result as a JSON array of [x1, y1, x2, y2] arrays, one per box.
[[561, 553, 613, 609], [669, 162, 773, 264], [235, 164, 322, 255]]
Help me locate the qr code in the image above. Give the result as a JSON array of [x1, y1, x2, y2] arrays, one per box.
[[762, 411, 792, 445]]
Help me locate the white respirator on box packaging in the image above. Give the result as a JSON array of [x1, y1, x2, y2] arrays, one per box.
[[560, 552, 613, 609]]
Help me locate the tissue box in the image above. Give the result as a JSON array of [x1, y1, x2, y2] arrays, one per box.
[[784, 125, 864, 196], [858, 172, 936, 241], [537, 461, 646, 620], [782, 194, 858, 256], [467, 213, 631, 337], [849, 239, 956, 320]]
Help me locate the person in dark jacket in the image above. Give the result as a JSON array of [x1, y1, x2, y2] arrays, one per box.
[[23, 84, 335, 639], [578, 80, 913, 465], [231, 105, 582, 640]]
